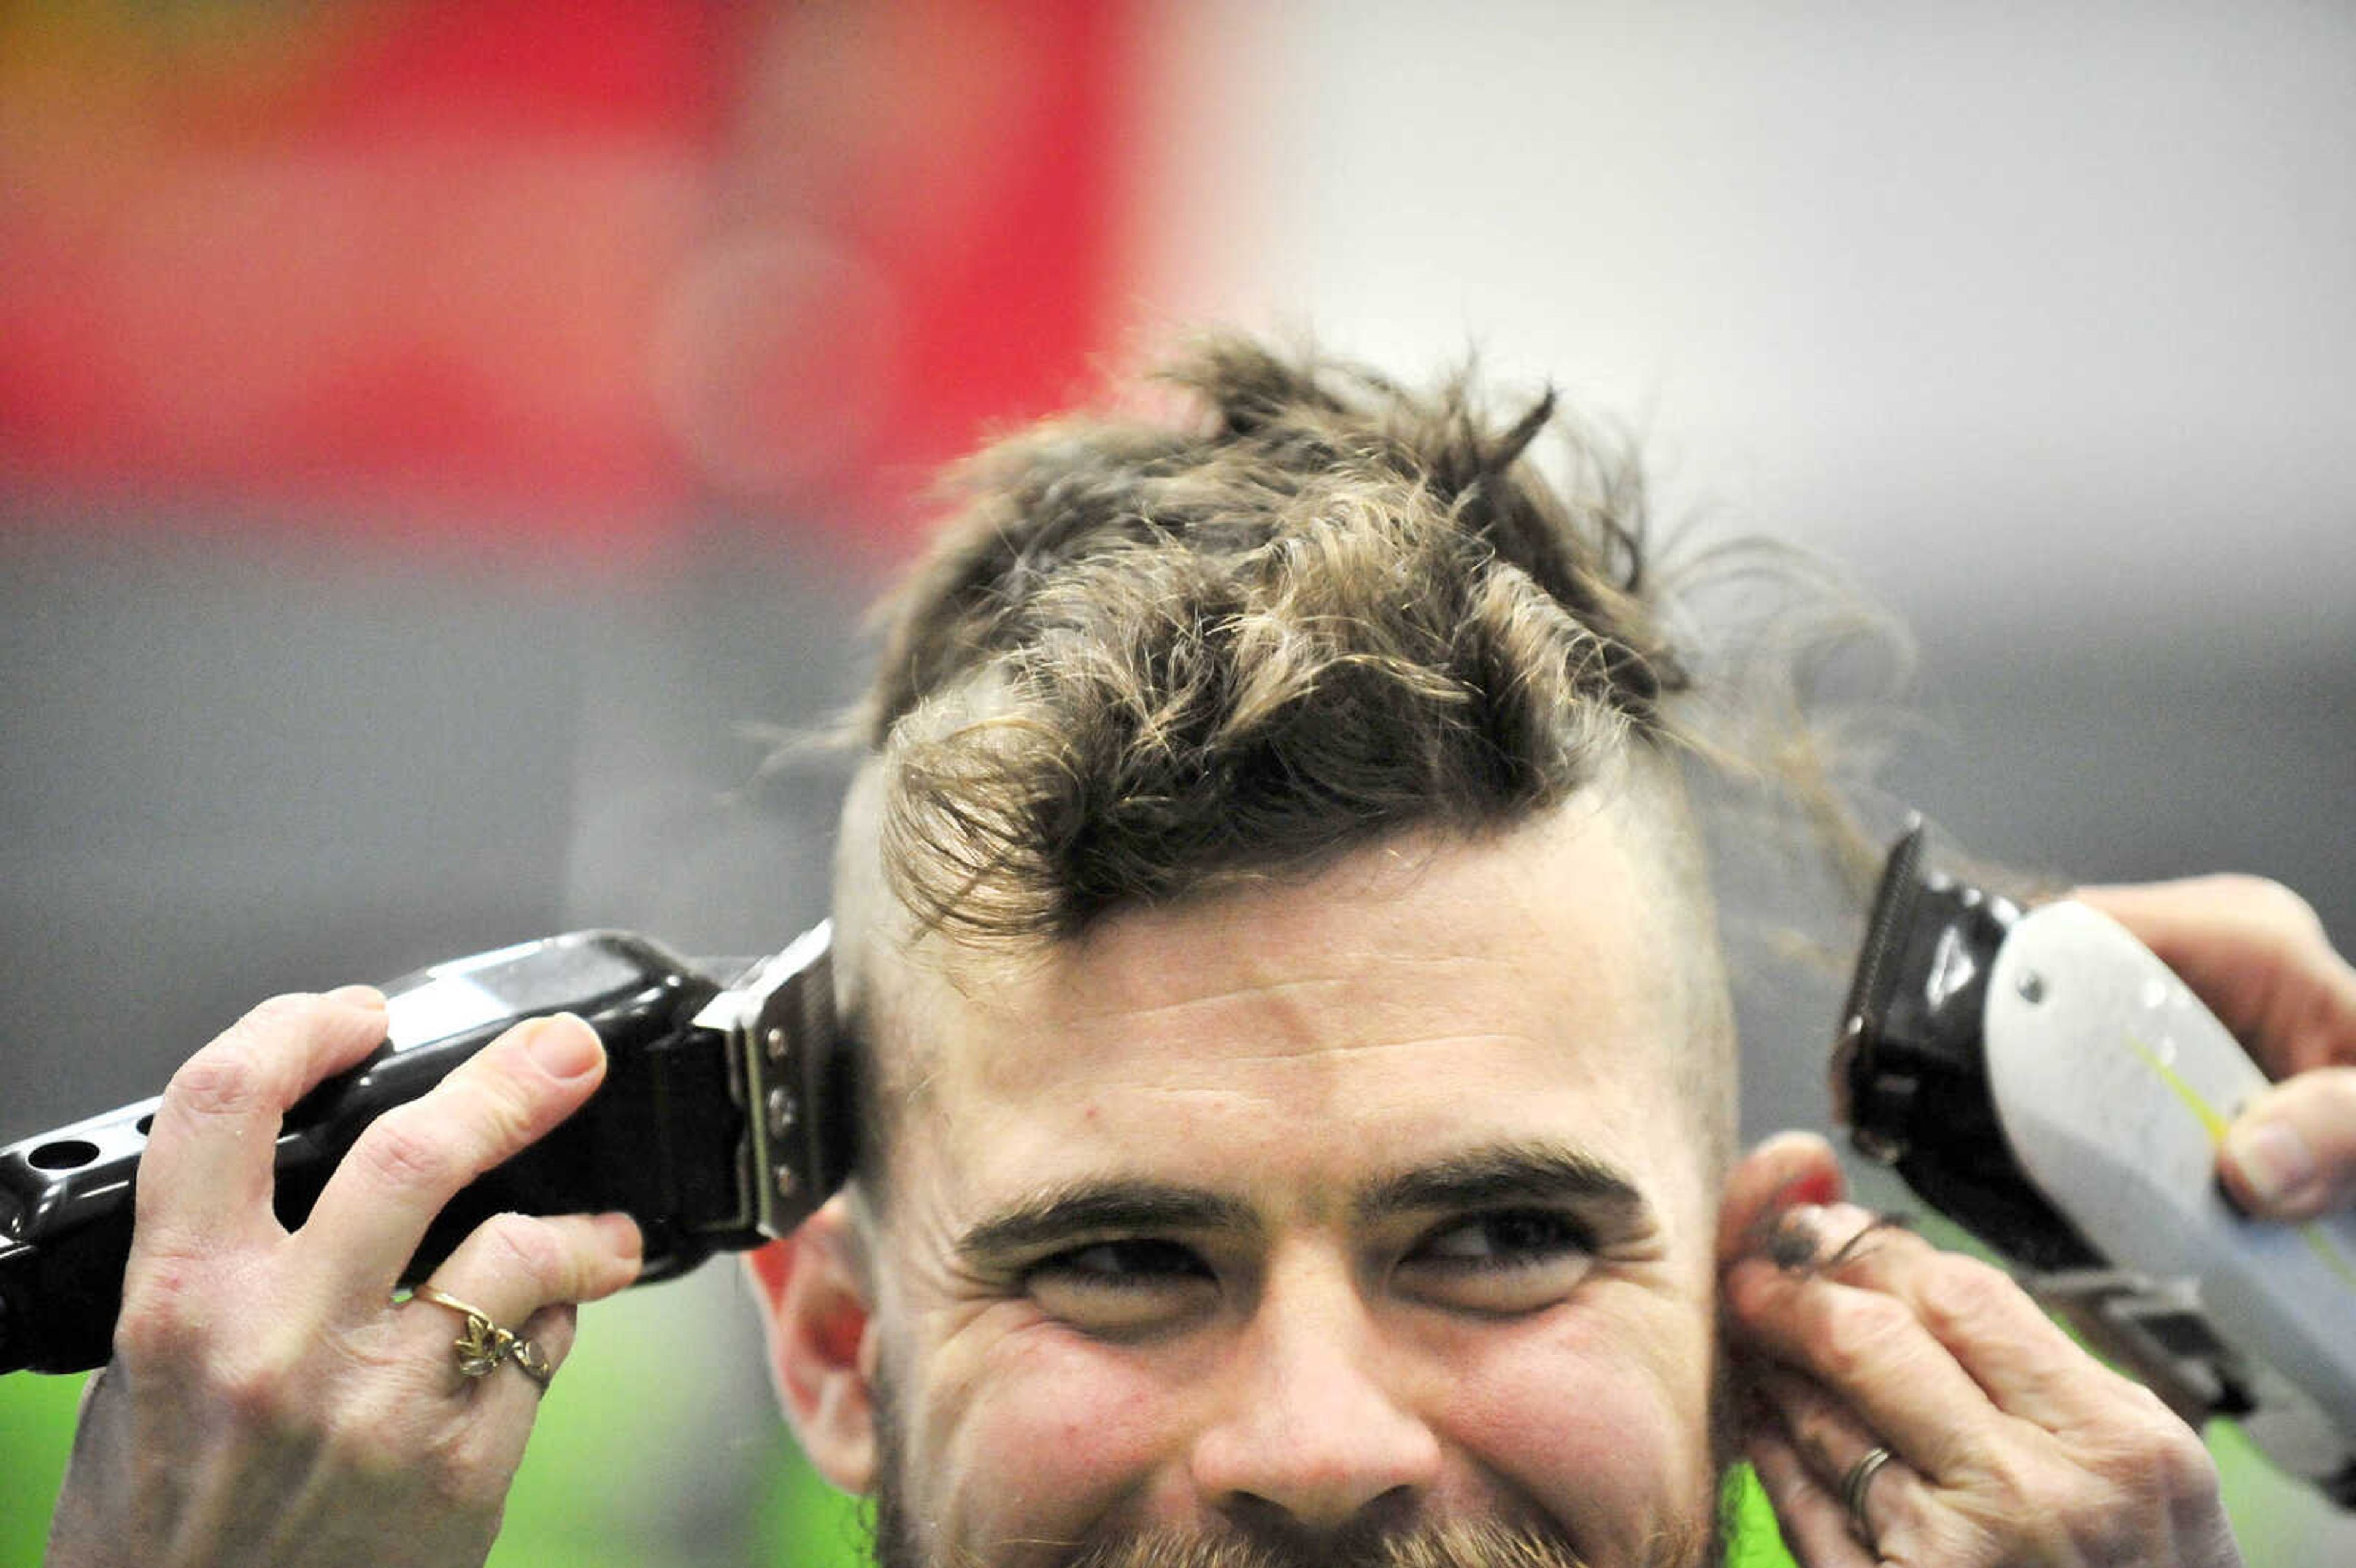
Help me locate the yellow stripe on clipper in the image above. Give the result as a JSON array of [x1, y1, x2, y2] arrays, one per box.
[[2123, 1031, 2356, 1294], [2120, 1031, 2232, 1143], [2305, 1223, 2356, 1294]]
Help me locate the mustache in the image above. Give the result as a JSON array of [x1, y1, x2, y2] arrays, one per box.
[[1060, 1518, 1589, 1568]]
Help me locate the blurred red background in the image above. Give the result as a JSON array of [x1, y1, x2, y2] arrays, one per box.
[[0, 0, 1142, 552]]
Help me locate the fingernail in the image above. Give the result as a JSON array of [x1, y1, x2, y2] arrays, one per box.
[[1818, 1200, 1882, 1240], [324, 983, 387, 1011], [528, 1015, 602, 1080], [596, 1211, 644, 1259], [1766, 1204, 1827, 1269], [2227, 1119, 2319, 1210]]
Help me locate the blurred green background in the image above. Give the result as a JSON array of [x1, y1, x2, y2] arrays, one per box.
[[0, 1266, 873, 1568]]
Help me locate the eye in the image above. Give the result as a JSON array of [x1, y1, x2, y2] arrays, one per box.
[[1022, 1239, 1218, 1337], [1396, 1210, 1595, 1314]]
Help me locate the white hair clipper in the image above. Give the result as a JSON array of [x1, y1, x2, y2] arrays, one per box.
[[1835, 821, 2356, 1506]]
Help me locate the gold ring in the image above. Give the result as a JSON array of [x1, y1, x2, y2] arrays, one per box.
[[407, 1283, 553, 1389], [1841, 1443, 1896, 1550]]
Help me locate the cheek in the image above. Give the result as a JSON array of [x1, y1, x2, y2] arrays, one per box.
[[1438, 1296, 1719, 1560], [909, 1322, 1193, 1559]]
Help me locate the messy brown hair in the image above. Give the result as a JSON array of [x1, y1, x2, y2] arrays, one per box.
[[853, 333, 1695, 945]]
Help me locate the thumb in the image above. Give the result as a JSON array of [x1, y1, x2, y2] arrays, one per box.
[[2220, 1067, 2356, 1220]]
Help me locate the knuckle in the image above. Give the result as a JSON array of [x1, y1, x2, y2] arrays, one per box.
[[479, 1212, 566, 1289], [439, 1051, 555, 1163], [2053, 1477, 2150, 1561], [237, 990, 319, 1030], [2101, 1397, 2217, 1497], [121, 1240, 204, 1305], [213, 1350, 310, 1429], [167, 1040, 279, 1120], [1807, 1291, 1915, 1380], [1771, 1395, 1836, 1464], [227, 991, 333, 1051], [2150, 1422, 2220, 1499], [1917, 1512, 1998, 1565], [316, 1411, 394, 1484], [2211, 874, 2325, 939], [1992, 1456, 2091, 1543], [2306, 1067, 2356, 1119], [1965, 1439, 2038, 1501], [113, 1289, 204, 1369], [1914, 1252, 2024, 1334], [2252, 877, 2325, 936], [115, 1245, 245, 1367], [350, 1110, 458, 1194], [466, 1069, 548, 1155], [168, 991, 343, 1117], [419, 1418, 512, 1510], [2007, 1401, 2221, 1561]]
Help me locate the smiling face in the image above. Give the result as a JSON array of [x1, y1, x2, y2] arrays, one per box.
[[769, 788, 1734, 1568]]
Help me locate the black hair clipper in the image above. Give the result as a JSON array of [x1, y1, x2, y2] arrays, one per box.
[[1838, 821, 2356, 1507], [0, 926, 853, 1375]]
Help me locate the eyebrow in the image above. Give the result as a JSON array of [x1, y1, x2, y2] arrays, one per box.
[[1352, 1140, 1649, 1228], [954, 1140, 1649, 1266], [956, 1180, 1261, 1263]]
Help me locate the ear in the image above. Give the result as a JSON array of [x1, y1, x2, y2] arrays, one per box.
[[1715, 1129, 1846, 1272], [743, 1194, 881, 1492]]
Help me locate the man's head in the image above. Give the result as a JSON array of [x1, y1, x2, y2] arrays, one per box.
[[749, 337, 1791, 1567]]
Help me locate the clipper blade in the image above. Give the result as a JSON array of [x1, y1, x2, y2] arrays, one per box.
[[1833, 815, 1928, 1136], [1834, 823, 2099, 1270]]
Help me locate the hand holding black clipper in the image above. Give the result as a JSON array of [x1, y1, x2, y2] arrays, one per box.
[[0, 926, 851, 1377]]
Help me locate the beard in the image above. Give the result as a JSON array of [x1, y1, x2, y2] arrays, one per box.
[[1041, 1520, 1602, 1568], [863, 1366, 1730, 1568], [871, 1495, 1720, 1568], [873, 1501, 1618, 1568]]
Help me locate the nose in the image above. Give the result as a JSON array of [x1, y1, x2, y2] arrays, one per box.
[[1189, 1253, 1442, 1535]]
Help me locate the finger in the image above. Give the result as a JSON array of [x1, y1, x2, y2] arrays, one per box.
[[2074, 877, 2356, 1078], [134, 986, 390, 1251], [1754, 1369, 1945, 1565], [515, 1301, 581, 1376], [389, 1297, 578, 1486], [1717, 1130, 1846, 1271], [1743, 1425, 1876, 1567], [1723, 1251, 2008, 1481], [2221, 1067, 2356, 1218], [415, 1210, 642, 1329], [397, 1211, 640, 1403], [1790, 1203, 2135, 1428], [296, 1013, 607, 1301]]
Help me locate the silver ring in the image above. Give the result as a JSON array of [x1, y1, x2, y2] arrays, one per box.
[[408, 1283, 553, 1390], [1841, 1443, 1896, 1549]]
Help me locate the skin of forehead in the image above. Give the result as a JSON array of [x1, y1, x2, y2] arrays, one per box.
[[830, 745, 1739, 1205]]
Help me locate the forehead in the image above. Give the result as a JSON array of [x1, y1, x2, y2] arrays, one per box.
[[876, 794, 1713, 1217]]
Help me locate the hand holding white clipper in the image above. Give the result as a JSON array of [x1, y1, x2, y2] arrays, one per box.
[[1835, 821, 2356, 1507]]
